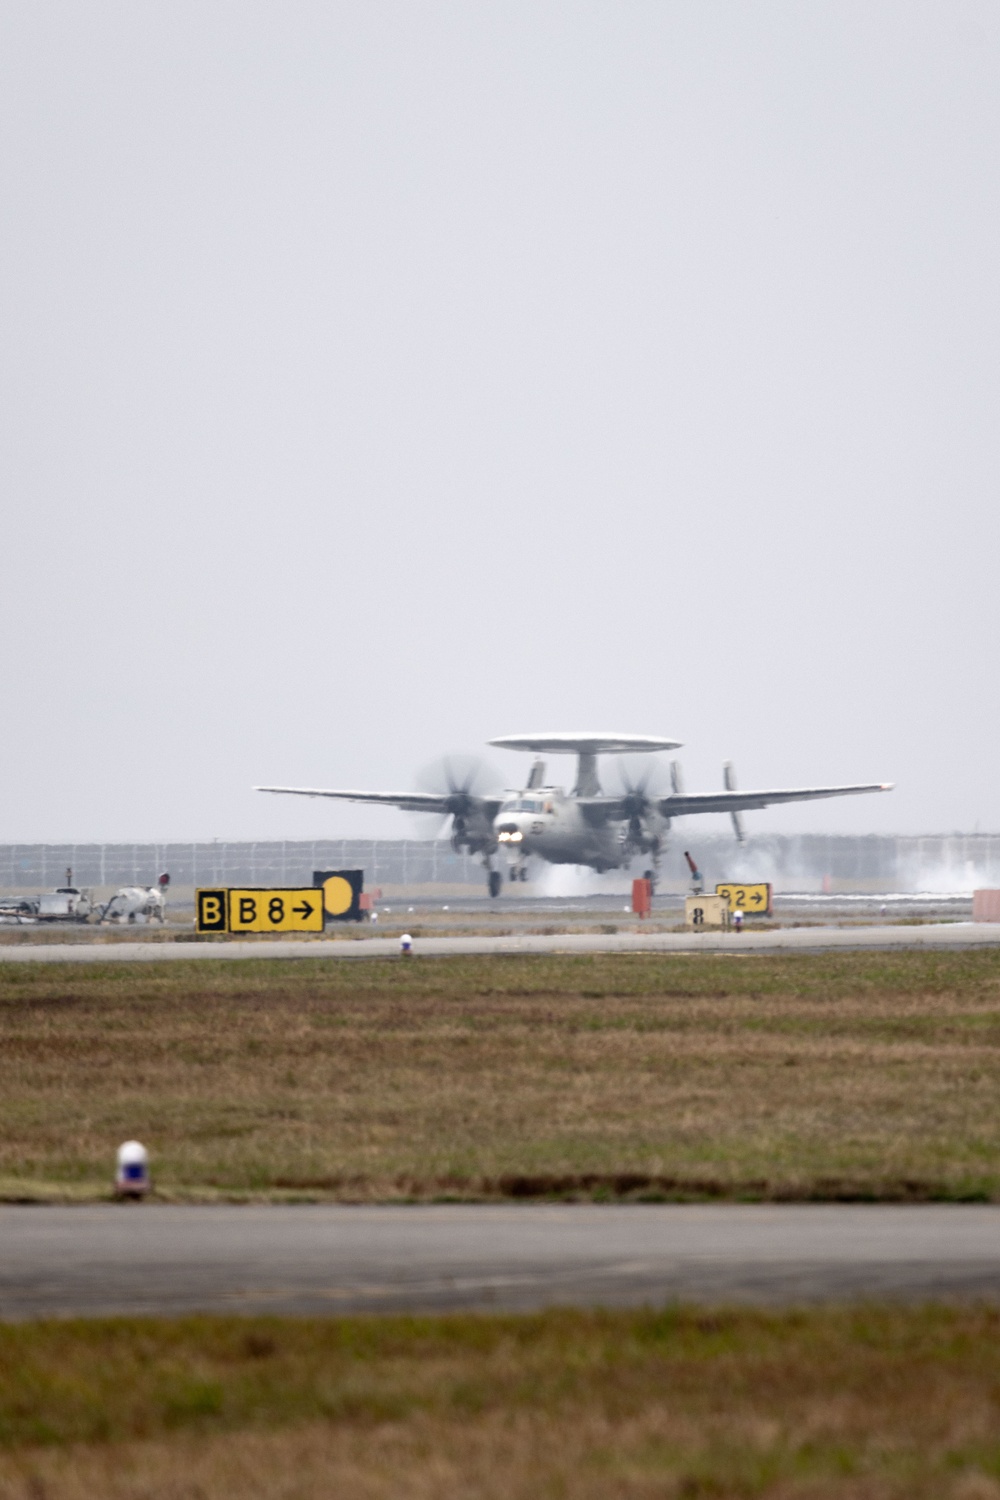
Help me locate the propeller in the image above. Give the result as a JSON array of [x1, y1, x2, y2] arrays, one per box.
[[610, 755, 667, 822], [413, 754, 501, 840], [608, 755, 669, 863]]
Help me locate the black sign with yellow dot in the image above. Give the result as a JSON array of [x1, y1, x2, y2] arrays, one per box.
[[313, 869, 364, 922]]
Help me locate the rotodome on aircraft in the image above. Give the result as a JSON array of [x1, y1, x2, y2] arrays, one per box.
[[256, 733, 893, 898]]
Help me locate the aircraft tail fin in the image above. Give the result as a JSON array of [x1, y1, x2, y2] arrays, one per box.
[[527, 758, 547, 789], [723, 761, 746, 842]]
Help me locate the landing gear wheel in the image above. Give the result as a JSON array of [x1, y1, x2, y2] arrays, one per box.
[[519, 866, 529, 882], [488, 870, 502, 898], [509, 866, 518, 882]]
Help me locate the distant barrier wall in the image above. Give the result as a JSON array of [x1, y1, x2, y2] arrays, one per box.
[[3, 835, 1000, 891], [0, 841, 481, 889]]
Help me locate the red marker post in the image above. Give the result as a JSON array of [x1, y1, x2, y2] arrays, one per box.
[[631, 878, 652, 919]]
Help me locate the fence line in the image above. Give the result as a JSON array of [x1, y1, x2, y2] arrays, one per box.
[[0, 841, 482, 889], [3, 835, 1000, 891]]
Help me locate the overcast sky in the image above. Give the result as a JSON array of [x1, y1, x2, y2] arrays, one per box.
[[2, 2, 998, 842]]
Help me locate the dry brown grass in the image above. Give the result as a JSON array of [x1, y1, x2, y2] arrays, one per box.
[[1, 950, 1000, 1200], [1, 1306, 1000, 1497]]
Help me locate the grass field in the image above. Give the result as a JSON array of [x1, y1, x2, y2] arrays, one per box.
[[1, 1306, 1000, 1497], [1, 949, 1000, 1201]]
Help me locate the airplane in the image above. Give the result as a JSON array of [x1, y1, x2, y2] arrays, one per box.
[[256, 732, 892, 897]]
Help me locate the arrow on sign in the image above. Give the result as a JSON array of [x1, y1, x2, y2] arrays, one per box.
[[750, 891, 763, 905], [293, 899, 315, 919]]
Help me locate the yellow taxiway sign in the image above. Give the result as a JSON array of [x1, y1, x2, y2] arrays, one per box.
[[715, 882, 773, 917], [195, 888, 324, 934]]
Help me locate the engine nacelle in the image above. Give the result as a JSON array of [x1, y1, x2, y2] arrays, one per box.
[[450, 813, 497, 858], [620, 815, 662, 859]]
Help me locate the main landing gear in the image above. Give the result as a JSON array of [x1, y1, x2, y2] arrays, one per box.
[[488, 870, 502, 899]]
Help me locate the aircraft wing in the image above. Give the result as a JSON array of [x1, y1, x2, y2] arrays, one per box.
[[256, 786, 452, 814], [576, 781, 892, 824], [255, 786, 505, 818], [657, 782, 893, 816]]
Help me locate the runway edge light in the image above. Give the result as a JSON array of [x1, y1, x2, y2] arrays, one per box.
[[115, 1140, 150, 1199], [400, 933, 413, 955]]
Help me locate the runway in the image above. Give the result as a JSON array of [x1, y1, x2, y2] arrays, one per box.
[[2, 922, 1000, 962], [3, 1205, 1000, 1318]]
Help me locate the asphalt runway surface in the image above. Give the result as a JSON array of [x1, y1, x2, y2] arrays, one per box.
[[2, 922, 1000, 963], [3, 1205, 999, 1319]]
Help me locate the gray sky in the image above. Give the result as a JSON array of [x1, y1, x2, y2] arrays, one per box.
[[2, 1, 998, 842]]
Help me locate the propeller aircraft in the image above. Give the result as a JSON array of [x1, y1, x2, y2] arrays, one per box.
[[256, 733, 892, 898]]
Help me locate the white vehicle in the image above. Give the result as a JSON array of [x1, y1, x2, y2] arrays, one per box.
[[99, 882, 168, 924], [257, 733, 892, 898], [36, 887, 93, 922]]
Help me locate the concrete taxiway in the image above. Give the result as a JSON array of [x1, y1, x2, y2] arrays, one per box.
[[2, 923, 1000, 962], [2, 1205, 999, 1319]]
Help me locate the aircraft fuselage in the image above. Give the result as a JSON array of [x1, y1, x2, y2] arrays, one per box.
[[494, 787, 643, 872]]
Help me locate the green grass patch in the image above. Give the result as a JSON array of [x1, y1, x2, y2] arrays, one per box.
[[1, 950, 1000, 1201], [1, 1306, 1000, 1497]]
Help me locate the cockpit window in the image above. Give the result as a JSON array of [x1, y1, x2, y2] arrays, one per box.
[[501, 798, 546, 813]]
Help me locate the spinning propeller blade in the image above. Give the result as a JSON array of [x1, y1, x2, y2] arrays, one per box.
[[413, 754, 501, 837]]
